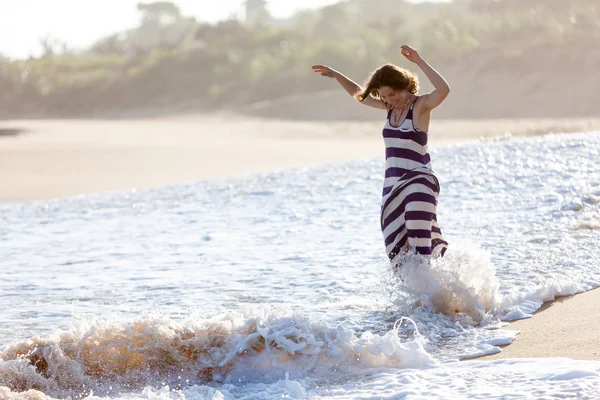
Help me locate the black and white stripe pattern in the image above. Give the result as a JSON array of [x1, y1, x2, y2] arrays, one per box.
[[381, 101, 448, 262]]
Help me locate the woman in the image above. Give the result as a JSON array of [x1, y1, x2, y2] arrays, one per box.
[[312, 45, 449, 265]]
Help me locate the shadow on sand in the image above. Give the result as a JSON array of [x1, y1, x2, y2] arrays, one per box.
[[0, 128, 29, 137]]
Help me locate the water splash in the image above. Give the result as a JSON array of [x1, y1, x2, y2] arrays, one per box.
[[0, 309, 436, 398], [391, 242, 500, 324]]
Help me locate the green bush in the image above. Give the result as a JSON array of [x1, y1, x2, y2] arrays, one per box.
[[0, 0, 597, 117]]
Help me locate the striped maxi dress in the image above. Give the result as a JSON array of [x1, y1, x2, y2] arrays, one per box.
[[380, 99, 448, 263]]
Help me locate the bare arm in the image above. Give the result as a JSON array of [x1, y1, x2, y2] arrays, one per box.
[[401, 45, 450, 111], [312, 65, 386, 110], [415, 58, 450, 111]]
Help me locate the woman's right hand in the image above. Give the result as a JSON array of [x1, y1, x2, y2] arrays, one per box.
[[311, 65, 338, 78]]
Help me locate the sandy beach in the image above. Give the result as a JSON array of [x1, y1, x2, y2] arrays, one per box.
[[2, 115, 599, 202], [0, 115, 381, 203], [2, 114, 600, 361], [481, 288, 600, 361]]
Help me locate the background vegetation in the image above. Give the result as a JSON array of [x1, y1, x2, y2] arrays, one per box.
[[1, 0, 598, 118]]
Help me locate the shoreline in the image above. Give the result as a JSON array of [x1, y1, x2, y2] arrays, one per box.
[[479, 288, 600, 361], [2, 116, 599, 204]]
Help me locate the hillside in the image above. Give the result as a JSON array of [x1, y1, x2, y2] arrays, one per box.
[[242, 40, 600, 121], [1, 0, 598, 120]]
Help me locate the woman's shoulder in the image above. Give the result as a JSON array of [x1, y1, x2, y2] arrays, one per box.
[[413, 94, 427, 109]]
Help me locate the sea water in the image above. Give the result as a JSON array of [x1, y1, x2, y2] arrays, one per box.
[[1, 131, 599, 399]]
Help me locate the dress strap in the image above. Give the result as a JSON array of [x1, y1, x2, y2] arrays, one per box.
[[406, 97, 418, 119], [409, 97, 418, 110]]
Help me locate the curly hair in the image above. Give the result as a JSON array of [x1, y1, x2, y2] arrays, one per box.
[[355, 64, 419, 106]]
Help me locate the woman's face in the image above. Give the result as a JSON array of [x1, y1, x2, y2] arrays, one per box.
[[378, 86, 408, 107]]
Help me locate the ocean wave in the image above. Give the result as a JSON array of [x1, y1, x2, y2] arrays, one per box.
[[0, 309, 435, 398]]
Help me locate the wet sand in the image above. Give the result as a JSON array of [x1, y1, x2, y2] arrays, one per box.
[[2, 115, 598, 202]]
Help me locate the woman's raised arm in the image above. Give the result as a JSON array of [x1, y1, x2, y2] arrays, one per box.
[[400, 45, 450, 111], [312, 65, 386, 110]]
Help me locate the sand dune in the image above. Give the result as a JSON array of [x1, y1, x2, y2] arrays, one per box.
[[243, 43, 600, 121]]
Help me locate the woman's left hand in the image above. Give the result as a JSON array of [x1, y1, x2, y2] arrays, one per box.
[[401, 45, 423, 64]]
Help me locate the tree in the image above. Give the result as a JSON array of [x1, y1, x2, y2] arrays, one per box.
[[244, 0, 271, 27], [314, 4, 351, 40], [131, 2, 196, 51], [137, 2, 181, 25], [38, 35, 70, 58], [89, 34, 126, 56]]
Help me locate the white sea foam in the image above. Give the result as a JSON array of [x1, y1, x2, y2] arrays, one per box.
[[391, 241, 500, 323], [0, 310, 437, 398]]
